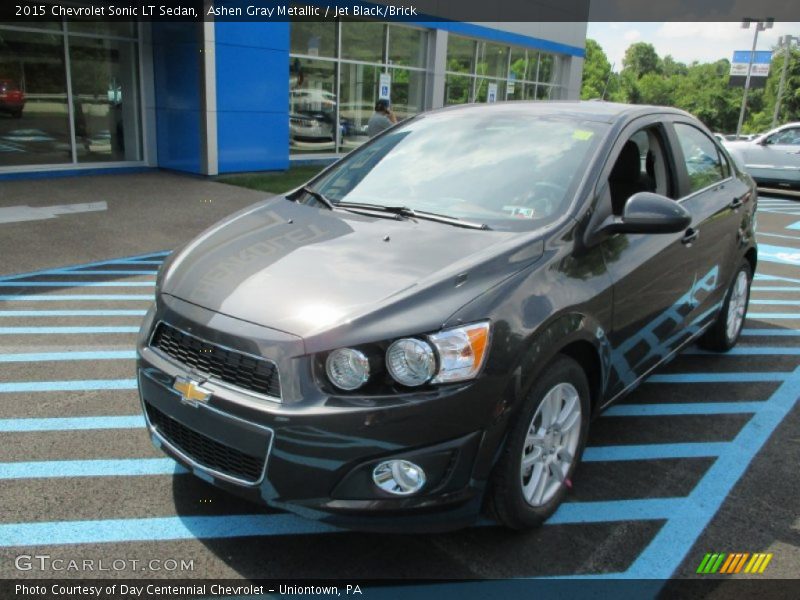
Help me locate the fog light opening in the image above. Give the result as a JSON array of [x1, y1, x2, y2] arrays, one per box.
[[372, 460, 426, 496]]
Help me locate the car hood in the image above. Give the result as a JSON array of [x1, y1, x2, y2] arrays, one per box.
[[723, 140, 756, 150], [161, 197, 544, 343]]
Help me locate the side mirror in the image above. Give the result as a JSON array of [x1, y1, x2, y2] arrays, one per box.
[[758, 137, 771, 146], [599, 192, 691, 235]]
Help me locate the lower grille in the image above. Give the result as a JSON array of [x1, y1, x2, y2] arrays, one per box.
[[146, 403, 266, 483]]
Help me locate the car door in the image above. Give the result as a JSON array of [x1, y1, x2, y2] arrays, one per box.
[[667, 120, 752, 343], [598, 118, 700, 397]]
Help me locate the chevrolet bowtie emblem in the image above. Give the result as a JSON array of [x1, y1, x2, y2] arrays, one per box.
[[173, 377, 211, 406]]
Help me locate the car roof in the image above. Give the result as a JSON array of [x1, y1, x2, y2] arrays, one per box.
[[431, 100, 692, 124]]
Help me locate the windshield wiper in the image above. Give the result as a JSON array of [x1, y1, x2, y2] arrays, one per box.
[[336, 202, 491, 230], [294, 186, 335, 211]]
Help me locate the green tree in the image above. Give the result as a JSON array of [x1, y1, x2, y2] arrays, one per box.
[[579, 39, 800, 134], [622, 42, 661, 79], [580, 39, 616, 100]]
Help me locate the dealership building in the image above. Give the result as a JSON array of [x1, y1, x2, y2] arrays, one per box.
[[0, 18, 587, 177]]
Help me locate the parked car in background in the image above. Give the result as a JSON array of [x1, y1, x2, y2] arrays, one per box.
[[0, 79, 25, 118], [723, 122, 800, 189], [289, 88, 338, 145], [138, 102, 757, 532]]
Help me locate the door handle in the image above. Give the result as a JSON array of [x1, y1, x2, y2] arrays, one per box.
[[729, 197, 744, 210], [681, 228, 699, 245]]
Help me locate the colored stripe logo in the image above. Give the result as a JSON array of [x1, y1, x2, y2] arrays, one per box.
[[696, 552, 773, 574]]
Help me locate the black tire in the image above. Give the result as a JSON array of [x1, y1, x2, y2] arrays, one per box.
[[699, 261, 752, 352], [487, 354, 591, 529], [11, 110, 22, 119]]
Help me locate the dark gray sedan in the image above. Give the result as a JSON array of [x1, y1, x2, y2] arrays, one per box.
[[137, 102, 757, 531]]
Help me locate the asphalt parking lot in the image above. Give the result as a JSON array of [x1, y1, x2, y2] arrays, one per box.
[[0, 175, 798, 593]]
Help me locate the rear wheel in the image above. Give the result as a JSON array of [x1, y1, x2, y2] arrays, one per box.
[[699, 261, 751, 351], [488, 355, 590, 529]]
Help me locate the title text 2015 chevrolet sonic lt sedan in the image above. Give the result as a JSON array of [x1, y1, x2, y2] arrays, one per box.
[[137, 102, 757, 532]]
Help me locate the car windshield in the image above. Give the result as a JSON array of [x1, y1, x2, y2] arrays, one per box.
[[311, 110, 608, 230]]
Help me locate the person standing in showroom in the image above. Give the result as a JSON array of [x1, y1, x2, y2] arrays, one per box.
[[367, 99, 397, 138]]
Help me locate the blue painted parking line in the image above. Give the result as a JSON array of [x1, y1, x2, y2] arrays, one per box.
[[0, 281, 155, 287], [741, 328, 800, 336], [757, 244, 800, 266], [747, 312, 800, 319], [604, 402, 763, 417], [582, 442, 728, 461], [0, 295, 153, 301], [751, 286, 800, 291], [0, 251, 169, 281], [0, 379, 137, 393], [0, 458, 183, 479], [0, 326, 139, 334], [648, 372, 789, 383], [45, 270, 157, 276], [550, 498, 684, 525], [750, 299, 800, 305], [685, 346, 800, 355], [0, 497, 685, 548], [0, 415, 143, 431], [754, 274, 800, 283], [620, 366, 800, 579], [0, 514, 344, 547], [0, 350, 137, 363], [0, 310, 147, 317], [755, 232, 800, 241]]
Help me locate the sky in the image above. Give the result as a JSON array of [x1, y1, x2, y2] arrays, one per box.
[[586, 22, 800, 71]]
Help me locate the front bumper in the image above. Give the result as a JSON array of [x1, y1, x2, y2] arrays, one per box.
[[137, 296, 505, 532]]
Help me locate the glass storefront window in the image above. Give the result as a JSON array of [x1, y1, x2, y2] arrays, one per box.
[[445, 73, 472, 105], [289, 57, 337, 153], [338, 62, 379, 151], [388, 26, 427, 68], [476, 42, 508, 79], [0, 29, 71, 167], [538, 54, 555, 84], [389, 68, 425, 120], [68, 36, 141, 163], [510, 47, 538, 81], [475, 78, 505, 103], [290, 21, 336, 57], [0, 23, 142, 171], [289, 22, 428, 156], [537, 84, 554, 100], [444, 36, 563, 107], [446, 35, 475, 74], [340, 21, 384, 63]]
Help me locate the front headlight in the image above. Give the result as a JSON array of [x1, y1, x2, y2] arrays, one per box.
[[385, 321, 491, 387], [386, 338, 437, 387], [322, 321, 491, 392], [429, 321, 490, 383], [326, 348, 371, 391]]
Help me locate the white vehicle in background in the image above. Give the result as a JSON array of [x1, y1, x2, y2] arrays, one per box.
[[723, 122, 800, 189]]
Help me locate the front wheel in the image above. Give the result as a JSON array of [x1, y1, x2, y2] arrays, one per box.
[[487, 355, 590, 529], [699, 261, 752, 351]]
